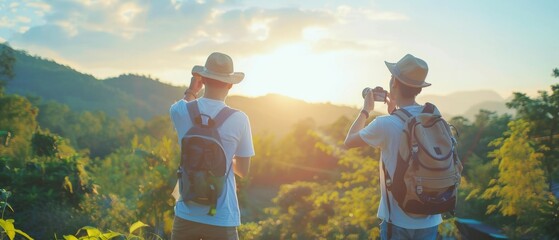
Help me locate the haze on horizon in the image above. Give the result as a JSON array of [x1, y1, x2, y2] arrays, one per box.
[[1, 0, 558, 107]]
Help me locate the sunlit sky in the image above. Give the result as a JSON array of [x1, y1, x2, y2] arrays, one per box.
[[1, 0, 558, 107]]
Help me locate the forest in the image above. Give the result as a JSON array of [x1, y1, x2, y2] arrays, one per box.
[[0, 44, 558, 239]]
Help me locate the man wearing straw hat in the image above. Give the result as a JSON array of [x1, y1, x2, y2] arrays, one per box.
[[344, 54, 441, 239], [170, 52, 255, 240]]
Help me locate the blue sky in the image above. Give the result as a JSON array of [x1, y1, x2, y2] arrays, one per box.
[[0, 0, 558, 106]]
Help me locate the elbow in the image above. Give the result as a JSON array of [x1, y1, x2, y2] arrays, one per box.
[[234, 157, 250, 178], [344, 138, 352, 149], [344, 134, 364, 149], [237, 168, 249, 178]]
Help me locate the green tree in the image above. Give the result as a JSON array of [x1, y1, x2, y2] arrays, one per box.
[[0, 94, 38, 166], [481, 119, 549, 238], [0, 43, 15, 92], [507, 68, 559, 181]]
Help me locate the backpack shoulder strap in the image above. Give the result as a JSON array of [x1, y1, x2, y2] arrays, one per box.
[[422, 102, 435, 114], [391, 108, 413, 123], [422, 102, 442, 116], [213, 106, 239, 128], [186, 100, 201, 125]]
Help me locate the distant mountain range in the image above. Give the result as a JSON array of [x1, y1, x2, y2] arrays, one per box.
[[418, 91, 514, 120], [3, 44, 514, 135]]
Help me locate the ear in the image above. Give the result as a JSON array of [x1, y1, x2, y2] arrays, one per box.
[[391, 78, 399, 89]]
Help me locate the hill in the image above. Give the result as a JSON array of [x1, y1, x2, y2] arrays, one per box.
[[2, 44, 358, 136], [3, 43, 514, 134], [418, 90, 513, 120]]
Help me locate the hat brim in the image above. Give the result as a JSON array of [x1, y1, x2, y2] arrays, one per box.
[[192, 65, 244, 84], [385, 61, 431, 88]]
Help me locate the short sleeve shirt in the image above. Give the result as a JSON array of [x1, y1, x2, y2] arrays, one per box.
[[169, 97, 255, 227], [359, 105, 442, 229]]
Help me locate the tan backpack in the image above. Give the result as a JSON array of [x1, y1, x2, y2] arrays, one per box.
[[384, 103, 463, 216]]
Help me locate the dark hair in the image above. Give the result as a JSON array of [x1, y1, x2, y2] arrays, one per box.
[[398, 81, 422, 98], [202, 77, 232, 89]]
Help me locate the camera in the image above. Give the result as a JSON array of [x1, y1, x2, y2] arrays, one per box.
[[362, 87, 387, 102]]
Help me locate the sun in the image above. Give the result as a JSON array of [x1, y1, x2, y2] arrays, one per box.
[[234, 43, 348, 104]]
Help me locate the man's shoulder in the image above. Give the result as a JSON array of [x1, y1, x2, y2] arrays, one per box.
[[374, 114, 401, 124], [226, 109, 250, 124]]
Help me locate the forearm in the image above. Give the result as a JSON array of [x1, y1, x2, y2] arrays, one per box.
[[348, 111, 368, 135]]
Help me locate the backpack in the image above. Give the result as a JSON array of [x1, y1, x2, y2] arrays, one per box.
[[177, 100, 238, 216], [384, 102, 463, 216]]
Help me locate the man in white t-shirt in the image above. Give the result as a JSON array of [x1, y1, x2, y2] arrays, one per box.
[[344, 54, 441, 239], [169, 52, 255, 240]]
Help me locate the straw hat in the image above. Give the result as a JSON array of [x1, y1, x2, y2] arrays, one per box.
[[192, 52, 244, 84], [385, 54, 431, 88]]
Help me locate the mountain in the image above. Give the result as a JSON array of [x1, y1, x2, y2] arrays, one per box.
[[418, 90, 514, 120], [3, 43, 513, 134], [3, 44, 358, 136], [227, 94, 358, 134]]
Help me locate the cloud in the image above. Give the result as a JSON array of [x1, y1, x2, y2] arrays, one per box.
[[335, 5, 408, 22], [5, 0, 407, 84], [10, 1, 338, 70]]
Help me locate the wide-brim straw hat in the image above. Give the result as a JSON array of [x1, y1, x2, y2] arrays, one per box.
[[385, 54, 431, 88], [192, 52, 244, 84]]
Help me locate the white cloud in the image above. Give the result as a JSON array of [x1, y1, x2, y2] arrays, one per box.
[[26, 1, 51, 12], [335, 5, 408, 22], [363, 10, 408, 21], [0, 16, 14, 27], [17, 16, 31, 23], [18, 26, 30, 33], [5, 0, 407, 85]]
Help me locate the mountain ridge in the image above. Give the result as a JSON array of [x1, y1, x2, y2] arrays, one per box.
[[3, 44, 512, 135]]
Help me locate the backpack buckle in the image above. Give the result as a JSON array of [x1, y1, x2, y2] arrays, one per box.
[[416, 185, 423, 194], [176, 168, 182, 178], [411, 145, 419, 153], [386, 178, 392, 188]]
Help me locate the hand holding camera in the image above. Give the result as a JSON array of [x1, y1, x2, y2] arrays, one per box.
[[362, 86, 388, 102]]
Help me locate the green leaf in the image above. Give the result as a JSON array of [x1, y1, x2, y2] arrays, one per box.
[[63, 235, 79, 240], [0, 219, 16, 240], [5, 202, 13, 212], [15, 229, 33, 240], [100, 231, 122, 240], [129, 221, 149, 234], [79, 226, 102, 237]]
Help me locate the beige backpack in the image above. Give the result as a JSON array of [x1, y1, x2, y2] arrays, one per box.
[[384, 103, 463, 216]]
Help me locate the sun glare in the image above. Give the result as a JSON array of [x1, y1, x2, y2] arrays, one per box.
[[234, 43, 347, 104]]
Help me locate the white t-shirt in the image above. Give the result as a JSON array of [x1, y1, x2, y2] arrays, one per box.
[[169, 97, 255, 227], [359, 105, 442, 229]]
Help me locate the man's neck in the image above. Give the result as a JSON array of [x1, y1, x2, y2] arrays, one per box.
[[203, 88, 228, 101], [397, 97, 418, 108]]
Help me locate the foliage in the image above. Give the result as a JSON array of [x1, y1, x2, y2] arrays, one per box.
[[244, 119, 384, 240], [506, 80, 559, 181], [0, 189, 33, 240], [0, 94, 38, 164], [31, 131, 59, 157], [481, 119, 549, 238], [89, 135, 177, 237], [0, 43, 15, 91], [60, 221, 150, 240]]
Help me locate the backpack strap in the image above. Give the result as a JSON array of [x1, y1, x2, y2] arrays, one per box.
[[186, 100, 201, 125], [422, 102, 442, 116], [391, 107, 413, 123], [381, 161, 393, 239], [213, 107, 239, 128]]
